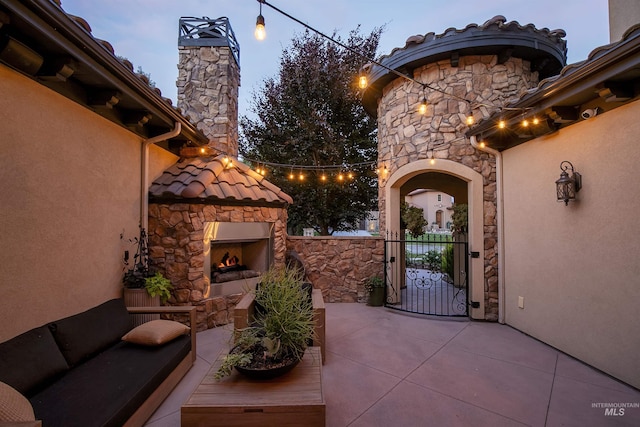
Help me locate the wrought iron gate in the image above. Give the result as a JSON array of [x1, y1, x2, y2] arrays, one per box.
[[384, 232, 468, 317]]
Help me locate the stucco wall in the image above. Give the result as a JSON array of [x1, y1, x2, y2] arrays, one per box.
[[0, 65, 177, 340], [502, 100, 640, 389]]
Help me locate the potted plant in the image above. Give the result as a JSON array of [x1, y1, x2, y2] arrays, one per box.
[[215, 266, 316, 380], [364, 276, 385, 306], [122, 226, 172, 324], [143, 271, 173, 303]]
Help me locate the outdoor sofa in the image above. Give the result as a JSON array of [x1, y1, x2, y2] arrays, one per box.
[[0, 298, 196, 427]]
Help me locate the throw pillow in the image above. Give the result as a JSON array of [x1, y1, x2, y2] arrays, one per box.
[[0, 381, 35, 422], [122, 320, 190, 346]]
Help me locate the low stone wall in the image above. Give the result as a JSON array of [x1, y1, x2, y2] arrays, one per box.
[[287, 236, 385, 303]]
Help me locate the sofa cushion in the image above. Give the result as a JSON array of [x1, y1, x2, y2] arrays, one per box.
[[122, 320, 190, 346], [48, 299, 131, 367], [0, 325, 69, 395], [30, 335, 191, 427], [0, 381, 35, 422]]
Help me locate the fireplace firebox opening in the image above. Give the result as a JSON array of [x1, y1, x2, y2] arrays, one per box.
[[204, 222, 274, 296]]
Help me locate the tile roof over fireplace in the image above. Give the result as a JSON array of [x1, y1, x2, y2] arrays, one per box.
[[149, 154, 293, 206]]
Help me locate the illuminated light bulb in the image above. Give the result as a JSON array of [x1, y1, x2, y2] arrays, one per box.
[[288, 172, 294, 180], [522, 118, 529, 127], [375, 168, 380, 175], [466, 115, 474, 125], [498, 120, 506, 129], [321, 174, 327, 182], [338, 173, 344, 181], [348, 172, 354, 179], [429, 157, 436, 165], [532, 117, 540, 125], [358, 75, 368, 89], [383, 166, 388, 175], [223, 156, 229, 164], [479, 141, 486, 149], [254, 15, 266, 40], [299, 173, 304, 181], [227, 159, 233, 168], [418, 99, 428, 115], [200, 147, 206, 154]]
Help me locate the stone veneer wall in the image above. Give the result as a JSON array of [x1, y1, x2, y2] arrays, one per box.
[[148, 203, 288, 331], [377, 55, 539, 320], [287, 236, 385, 303], [177, 45, 239, 156]]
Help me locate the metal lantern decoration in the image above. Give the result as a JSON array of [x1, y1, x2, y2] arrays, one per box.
[[555, 161, 582, 205]]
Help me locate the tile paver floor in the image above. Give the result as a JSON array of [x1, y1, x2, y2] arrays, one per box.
[[145, 303, 640, 427]]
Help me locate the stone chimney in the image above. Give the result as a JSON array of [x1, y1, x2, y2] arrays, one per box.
[[177, 17, 240, 156], [609, 0, 640, 42]]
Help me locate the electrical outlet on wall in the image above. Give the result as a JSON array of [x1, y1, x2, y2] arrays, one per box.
[[518, 296, 525, 309]]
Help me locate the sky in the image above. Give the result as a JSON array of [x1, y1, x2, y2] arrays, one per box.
[[60, 0, 611, 118]]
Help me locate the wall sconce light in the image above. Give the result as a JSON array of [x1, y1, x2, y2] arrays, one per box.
[[555, 161, 582, 205]]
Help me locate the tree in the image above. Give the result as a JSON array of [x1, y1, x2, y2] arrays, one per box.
[[401, 202, 428, 238], [240, 27, 382, 235]]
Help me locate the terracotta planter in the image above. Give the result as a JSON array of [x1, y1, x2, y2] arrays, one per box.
[[123, 288, 160, 327]]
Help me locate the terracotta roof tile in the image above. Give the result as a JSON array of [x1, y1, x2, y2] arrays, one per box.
[[150, 154, 292, 205]]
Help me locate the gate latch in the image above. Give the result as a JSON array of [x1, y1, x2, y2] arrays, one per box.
[[470, 251, 480, 258]]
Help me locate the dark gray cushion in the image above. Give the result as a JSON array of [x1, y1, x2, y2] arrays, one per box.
[[30, 335, 191, 427], [48, 299, 131, 367], [0, 326, 69, 396]]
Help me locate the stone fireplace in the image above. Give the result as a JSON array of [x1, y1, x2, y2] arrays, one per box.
[[148, 154, 292, 331], [145, 17, 292, 331]]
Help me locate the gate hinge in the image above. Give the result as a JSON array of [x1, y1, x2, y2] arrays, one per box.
[[470, 251, 480, 258]]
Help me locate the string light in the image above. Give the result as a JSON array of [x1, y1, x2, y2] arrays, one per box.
[[358, 75, 368, 89], [418, 95, 428, 115], [254, 1, 266, 40], [466, 114, 474, 125], [532, 116, 540, 125], [254, 0, 547, 133]]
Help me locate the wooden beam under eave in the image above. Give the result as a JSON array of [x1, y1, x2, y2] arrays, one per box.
[[547, 106, 578, 123], [89, 90, 121, 109], [597, 82, 634, 102]]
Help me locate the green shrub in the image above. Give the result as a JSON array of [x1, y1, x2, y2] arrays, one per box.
[[422, 250, 442, 271], [442, 244, 454, 280]]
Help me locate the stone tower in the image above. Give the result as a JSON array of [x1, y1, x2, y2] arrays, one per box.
[[177, 17, 240, 156]]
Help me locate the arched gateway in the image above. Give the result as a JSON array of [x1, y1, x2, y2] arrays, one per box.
[[361, 16, 567, 320], [385, 160, 485, 319]]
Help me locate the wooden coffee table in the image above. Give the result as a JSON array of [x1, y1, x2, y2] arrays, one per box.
[[181, 347, 325, 426]]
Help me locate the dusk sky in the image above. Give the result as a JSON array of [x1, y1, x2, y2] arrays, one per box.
[[60, 0, 611, 118]]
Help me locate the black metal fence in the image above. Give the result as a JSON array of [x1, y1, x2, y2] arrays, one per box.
[[384, 232, 468, 317]]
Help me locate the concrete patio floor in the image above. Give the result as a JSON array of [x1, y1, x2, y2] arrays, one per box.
[[145, 303, 640, 426]]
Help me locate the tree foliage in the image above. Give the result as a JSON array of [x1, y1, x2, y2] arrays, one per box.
[[240, 27, 383, 235], [401, 202, 428, 238]]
